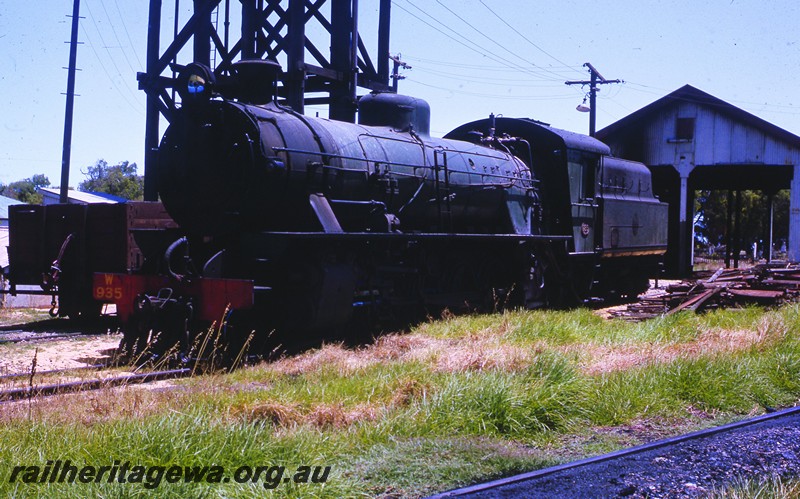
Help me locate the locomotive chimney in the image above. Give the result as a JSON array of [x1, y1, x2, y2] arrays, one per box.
[[232, 59, 282, 105]]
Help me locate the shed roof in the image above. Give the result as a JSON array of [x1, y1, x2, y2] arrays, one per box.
[[38, 187, 126, 204], [596, 85, 800, 148], [0, 195, 24, 220]]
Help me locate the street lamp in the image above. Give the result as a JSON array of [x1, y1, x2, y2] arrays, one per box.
[[566, 63, 621, 137]]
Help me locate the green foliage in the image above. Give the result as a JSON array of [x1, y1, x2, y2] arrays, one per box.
[[79, 159, 143, 200], [696, 189, 789, 254], [0, 174, 50, 204]]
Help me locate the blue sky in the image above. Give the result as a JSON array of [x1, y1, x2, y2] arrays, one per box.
[[1, 0, 799, 187]]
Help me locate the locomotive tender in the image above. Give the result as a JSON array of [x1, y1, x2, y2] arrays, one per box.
[[7, 60, 667, 354]]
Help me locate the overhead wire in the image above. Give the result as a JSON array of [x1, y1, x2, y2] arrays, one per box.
[[411, 65, 581, 86], [433, 0, 568, 81], [111, 0, 145, 70], [392, 0, 618, 116], [395, 0, 566, 83], [477, 0, 584, 78], [96, 0, 139, 77], [408, 79, 578, 101], [393, 1, 529, 78], [79, 1, 144, 116], [401, 55, 583, 75], [410, 1, 642, 122]]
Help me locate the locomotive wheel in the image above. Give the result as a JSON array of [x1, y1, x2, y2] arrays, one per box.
[[477, 257, 515, 312], [522, 252, 547, 310], [65, 296, 103, 322], [617, 274, 650, 302], [119, 294, 152, 360], [120, 293, 193, 364], [446, 254, 481, 311]]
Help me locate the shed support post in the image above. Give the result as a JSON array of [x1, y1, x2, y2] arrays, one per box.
[[734, 190, 742, 269], [767, 191, 774, 263], [789, 164, 800, 262], [725, 190, 733, 268], [676, 158, 695, 276]]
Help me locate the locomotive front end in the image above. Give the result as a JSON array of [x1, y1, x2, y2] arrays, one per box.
[[158, 61, 290, 236]]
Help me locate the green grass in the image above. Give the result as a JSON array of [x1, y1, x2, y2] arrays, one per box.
[[710, 476, 800, 498], [2, 304, 800, 497]]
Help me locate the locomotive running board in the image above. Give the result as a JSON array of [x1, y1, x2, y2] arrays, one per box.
[[250, 231, 571, 242]]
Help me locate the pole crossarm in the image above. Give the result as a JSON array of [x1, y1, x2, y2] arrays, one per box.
[[565, 62, 622, 137]]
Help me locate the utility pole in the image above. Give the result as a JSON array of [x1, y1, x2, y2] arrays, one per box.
[[389, 53, 410, 92], [565, 63, 621, 137], [60, 0, 82, 203]]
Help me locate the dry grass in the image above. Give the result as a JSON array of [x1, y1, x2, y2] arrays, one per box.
[[269, 329, 532, 377], [234, 400, 380, 429], [0, 306, 798, 498], [563, 315, 788, 375], [0, 386, 183, 424], [236, 401, 304, 427], [0, 310, 788, 430], [391, 377, 430, 407], [266, 312, 787, 380]]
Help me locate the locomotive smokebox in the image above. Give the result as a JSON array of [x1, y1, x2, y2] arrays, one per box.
[[358, 93, 431, 135]]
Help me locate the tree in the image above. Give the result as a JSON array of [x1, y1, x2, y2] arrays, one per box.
[[695, 189, 789, 257], [79, 160, 143, 200], [0, 174, 50, 204]]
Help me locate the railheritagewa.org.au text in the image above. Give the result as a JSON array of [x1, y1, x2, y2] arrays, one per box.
[[9, 460, 331, 489]]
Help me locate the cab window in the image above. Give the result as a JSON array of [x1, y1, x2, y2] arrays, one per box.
[[567, 149, 598, 203]]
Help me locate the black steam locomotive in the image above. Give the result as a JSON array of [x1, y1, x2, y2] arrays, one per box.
[[6, 60, 667, 354]]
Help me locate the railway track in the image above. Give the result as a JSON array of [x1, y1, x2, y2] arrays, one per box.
[[432, 405, 800, 498], [0, 331, 86, 345], [0, 367, 192, 404], [0, 364, 105, 382]]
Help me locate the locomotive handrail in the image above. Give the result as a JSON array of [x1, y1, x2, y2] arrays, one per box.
[[356, 132, 521, 164], [433, 148, 452, 231], [273, 147, 538, 185], [272, 145, 528, 169], [315, 161, 534, 188]]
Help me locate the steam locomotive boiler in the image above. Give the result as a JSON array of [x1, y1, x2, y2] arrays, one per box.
[[6, 59, 668, 356]]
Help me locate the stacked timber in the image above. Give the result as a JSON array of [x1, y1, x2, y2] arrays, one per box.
[[610, 263, 800, 321]]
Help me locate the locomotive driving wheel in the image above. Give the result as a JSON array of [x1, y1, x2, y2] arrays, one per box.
[[522, 251, 547, 309]]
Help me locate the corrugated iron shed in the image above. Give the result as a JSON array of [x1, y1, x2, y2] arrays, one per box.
[[597, 85, 800, 274]]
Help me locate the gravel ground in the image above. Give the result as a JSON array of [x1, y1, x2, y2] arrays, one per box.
[[437, 410, 800, 498]]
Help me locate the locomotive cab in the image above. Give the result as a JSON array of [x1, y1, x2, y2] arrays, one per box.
[[445, 118, 608, 254], [446, 117, 667, 300]]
